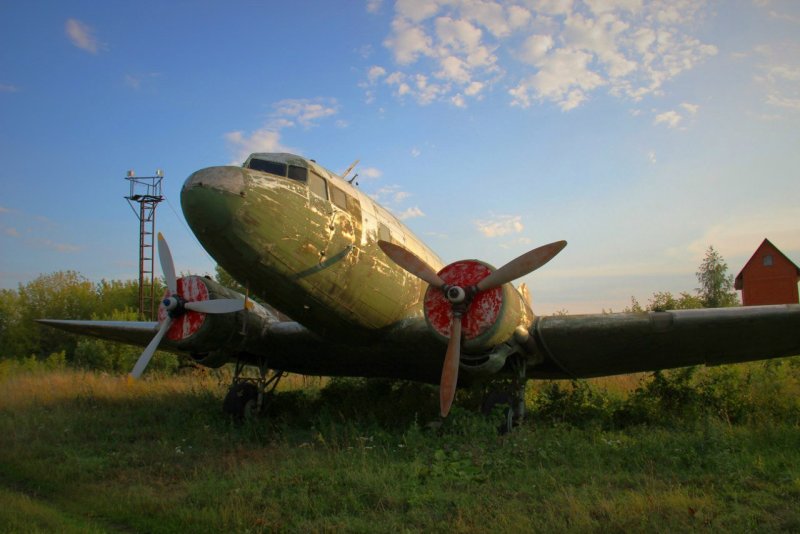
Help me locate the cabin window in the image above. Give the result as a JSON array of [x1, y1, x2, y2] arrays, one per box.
[[247, 159, 287, 176], [763, 254, 773, 267], [378, 223, 391, 242], [308, 172, 328, 200], [288, 165, 307, 182], [330, 185, 348, 210]]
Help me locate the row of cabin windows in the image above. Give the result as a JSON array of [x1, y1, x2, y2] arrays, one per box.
[[247, 158, 352, 213]]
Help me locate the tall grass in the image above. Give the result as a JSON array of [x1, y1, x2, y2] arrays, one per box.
[[1, 358, 799, 532]]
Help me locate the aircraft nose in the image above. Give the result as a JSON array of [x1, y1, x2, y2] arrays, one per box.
[[181, 166, 247, 233], [182, 166, 246, 195]]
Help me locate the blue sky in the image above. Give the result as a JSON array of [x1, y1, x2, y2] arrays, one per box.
[[1, 0, 798, 314]]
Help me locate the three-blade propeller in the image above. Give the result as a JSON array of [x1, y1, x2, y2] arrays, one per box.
[[129, 234, 247, 379], [378, 239, 567, 418]]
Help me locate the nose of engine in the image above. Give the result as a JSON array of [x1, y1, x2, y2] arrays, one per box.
[[181, 166, 246, 233]]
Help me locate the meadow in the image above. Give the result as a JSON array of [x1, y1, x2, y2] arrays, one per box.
[[1, 358, 799, 533]]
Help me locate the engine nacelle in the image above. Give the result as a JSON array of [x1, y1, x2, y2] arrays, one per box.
[[155, 275, 280, 367], [423, 260, 532, 354]]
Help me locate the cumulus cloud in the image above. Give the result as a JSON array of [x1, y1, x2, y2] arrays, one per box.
[[65, 18, 103, 54], [224, 97, 338, 163], [224, 130, 288, 164], [360, 167, 383, 179], [397, 206, 425, 219], [475, 214, 524, 237], [653, 110, 681, 128], [367, 1, 717, 111], [272, 98, 339, 128]]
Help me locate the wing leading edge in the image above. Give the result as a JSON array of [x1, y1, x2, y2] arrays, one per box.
[[530, 304, 800, 379]]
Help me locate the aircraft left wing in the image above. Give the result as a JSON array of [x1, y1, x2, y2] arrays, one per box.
[[38, 320, 159, 347]]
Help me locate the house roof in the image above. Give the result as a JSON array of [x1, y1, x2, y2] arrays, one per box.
[[734, 238, 800, 290]]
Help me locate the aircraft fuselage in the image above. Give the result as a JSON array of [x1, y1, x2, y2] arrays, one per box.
[[181, 153, 443, 342]]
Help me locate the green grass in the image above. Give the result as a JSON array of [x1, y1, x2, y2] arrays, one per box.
[[1, 364, 799, 532]]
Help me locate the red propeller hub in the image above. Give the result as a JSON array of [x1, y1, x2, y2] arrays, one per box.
[[424, 260, 503, 342], [157, 276, 209, 341]]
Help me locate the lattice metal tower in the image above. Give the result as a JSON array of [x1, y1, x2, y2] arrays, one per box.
[[125, 169, 164, 320]]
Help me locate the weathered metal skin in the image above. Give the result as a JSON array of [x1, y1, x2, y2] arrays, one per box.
[[181, 160, 441, 343]]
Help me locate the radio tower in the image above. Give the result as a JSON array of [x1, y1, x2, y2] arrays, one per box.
[[125, 169, 164, 320]]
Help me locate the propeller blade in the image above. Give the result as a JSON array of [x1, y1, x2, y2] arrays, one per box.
[[476, 240, 567, 292], [158, 233, 177, 295], [185, 299, 245, 314], [439, 316, 462, 418], [378, 240, 446, 288], [130, 317, 172, 379]]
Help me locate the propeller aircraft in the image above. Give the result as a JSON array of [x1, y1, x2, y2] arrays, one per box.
[[41, 153, 800, 428]]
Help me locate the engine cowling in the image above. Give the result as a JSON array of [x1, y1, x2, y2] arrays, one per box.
[[423, 260, 531, 354], [155, 275, 279, 367]]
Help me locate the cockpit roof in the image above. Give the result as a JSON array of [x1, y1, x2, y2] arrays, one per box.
[[244, 152, 337, 182]]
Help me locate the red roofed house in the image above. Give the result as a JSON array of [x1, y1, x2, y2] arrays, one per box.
[[735, 238, 800, 306]]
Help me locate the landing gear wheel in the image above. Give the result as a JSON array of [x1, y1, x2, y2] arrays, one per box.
[[482, 390, 514, 435], [223, 382, 259, 421]]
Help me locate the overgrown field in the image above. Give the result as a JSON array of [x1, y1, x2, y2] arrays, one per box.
[[1, 358, 799, 533]]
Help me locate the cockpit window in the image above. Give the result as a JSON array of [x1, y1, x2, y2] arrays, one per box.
[[308, 172, 328, 200], [288, 165, 308, 182], [248, 159, 287, 176]]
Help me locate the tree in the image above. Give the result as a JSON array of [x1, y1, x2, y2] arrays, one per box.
[[696, 246, 739, 308]]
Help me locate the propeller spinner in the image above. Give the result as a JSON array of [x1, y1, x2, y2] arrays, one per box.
[[378, 239, 567, 418], [129, 234, 247, 379]]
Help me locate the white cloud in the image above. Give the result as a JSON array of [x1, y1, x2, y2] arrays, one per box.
[[520, 34, 554, 65], [65, 18, 102, 54], [371, 184, 412, 204], [410, 147, 421, 157], [360, 167, 383, 179], [475, 214, 524, 237], [654, 110, 681, 128], [384, 18, 434, 64], [272, 98, 339, 128], [753, 44, 800, 112], [371, 1, 717, 111], [368, 65, 387, 83], [397, 206, 425, 219], [686, 207, 800, 260], [680, 102, 699, 114], [224, 130, 288, 164], [0, 84, 19, 93], [366, 0, 383, 14], [647, 150, 656, 163]]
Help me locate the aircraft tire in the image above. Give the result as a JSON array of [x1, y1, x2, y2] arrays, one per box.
[[481, 389, 514, 435], [223, 382, 259, 421]]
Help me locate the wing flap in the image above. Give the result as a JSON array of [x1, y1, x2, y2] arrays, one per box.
[[532, 304, 800, 378]]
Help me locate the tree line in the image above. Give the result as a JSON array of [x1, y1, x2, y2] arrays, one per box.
[[0, 247, 739, 372]]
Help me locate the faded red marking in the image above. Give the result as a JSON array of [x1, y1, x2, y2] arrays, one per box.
[[157, 276, 208, 341], [424, 261, 503, 341]]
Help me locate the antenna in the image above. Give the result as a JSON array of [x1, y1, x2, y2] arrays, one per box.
[[341, 159, 360, 181], [124, 170, 165, 320]]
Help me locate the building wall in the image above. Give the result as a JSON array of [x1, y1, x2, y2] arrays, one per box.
[[740, 242, 800, 305]]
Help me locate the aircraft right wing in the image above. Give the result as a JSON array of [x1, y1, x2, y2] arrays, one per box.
[[529, 304, 800, 379]]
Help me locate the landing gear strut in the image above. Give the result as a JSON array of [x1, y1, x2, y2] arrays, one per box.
[[222, 356, 285, 421], [481, 355, 528, 434]]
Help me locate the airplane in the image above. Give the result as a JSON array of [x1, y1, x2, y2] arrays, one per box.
[[40, 152, 800, 430]]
